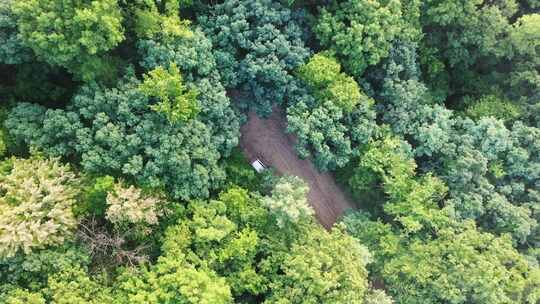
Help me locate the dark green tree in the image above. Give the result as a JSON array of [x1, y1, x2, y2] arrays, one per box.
[[6, 72, 233, 200], [0, 0, 32, 65], [198, 0, 310, 116], [287, 53, 376, 171]]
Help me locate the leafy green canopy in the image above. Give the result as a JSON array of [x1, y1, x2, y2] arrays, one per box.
[[139, 63, 200, 123], [346, 213, 540, 304], [464, 94, 522, 123], [418, 0, 540, 108], [6, 22, 240, 200], [262, 175, 313, 228], [375, 41, 540, 244], [117, 252, 233, 303], [131, 0, 193, 41], [137, 27, 216, 82], [198, 0, 310, 116], [117, 185, 375, 303], [344, 134, 540, 303], [297, 53, 367, 112], [0, 0, 31, 65], [349, 134, 451, 234], [12, 0, 125, 81], [0, 244, 113, 303], [287, 53, 376, 171], [137, 27, 241, 156], [506, 13, 540, 127], [315, 0, 420, 79], [266, 225, 371, 304], [6, 72, 229, 200], [287, 97, 376, 171]]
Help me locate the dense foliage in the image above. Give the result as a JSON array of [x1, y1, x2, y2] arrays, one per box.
[[0, 0, 31, 65], [374, 40, 540, 245], [315, 0, 421, 78], [12, 0, 125, 81], [139, 63, 200, 123], [345, 213, 540, 304], [199, 0, 310, 116], [0, 157, 80, 257], [6, 74, 228, 200], [287, 52, 377, 171], [1, 0, 539, 303]]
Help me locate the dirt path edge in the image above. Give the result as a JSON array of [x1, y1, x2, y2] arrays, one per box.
[[239, 107, 358, 229]]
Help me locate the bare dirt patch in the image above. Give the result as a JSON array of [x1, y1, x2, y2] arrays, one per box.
[[239, 107, 358, 228]]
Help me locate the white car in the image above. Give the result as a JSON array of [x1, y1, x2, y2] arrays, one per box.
[[251, 159, 267, 173]]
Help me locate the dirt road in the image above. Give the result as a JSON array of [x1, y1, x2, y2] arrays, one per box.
[[239, 107, 358, 228]]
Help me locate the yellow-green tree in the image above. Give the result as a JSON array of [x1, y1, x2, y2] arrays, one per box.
[[265, 226, 371, 304], [12, 0, 124, 81], [139, 63, 199, 123], [297, 53, 367, 112]]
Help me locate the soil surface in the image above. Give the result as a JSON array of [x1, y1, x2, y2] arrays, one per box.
[[239, 107, 358, 228]]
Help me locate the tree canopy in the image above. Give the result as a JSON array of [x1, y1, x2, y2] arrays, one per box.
[[199, 0, 310, 116], [12, 0, 125, 81], [315, 0, 420, 78], [1, 0, 539, 303]]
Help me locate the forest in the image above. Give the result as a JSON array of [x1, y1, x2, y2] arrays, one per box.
[[0, 0, 539, 303]]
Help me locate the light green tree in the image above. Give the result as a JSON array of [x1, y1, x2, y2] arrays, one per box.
[[464, 94, 522, 122], [161, 197, 267, 296], [349, 134, 451, 233], [345, 215, 540, 304], [116, 196, 252, 303], [383, 222, 540, 304], [297, 53, 368, 112], [4, 289, 45, 304], [509, 14, 540, 58], [139, 63, 200, 123], [506, 13, 540, 117], [358, 137, 450, 233], [132, 0, 192, 41], [12, 0, 124, 80], [263, 175, 314, 228], [44, 267, 113, 304], [117, 260, 233, 304], [349, 134, 415, 198], [265, 226, 371, 304]]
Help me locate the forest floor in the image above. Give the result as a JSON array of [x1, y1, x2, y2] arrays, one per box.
[[239, 106, 358, 228]]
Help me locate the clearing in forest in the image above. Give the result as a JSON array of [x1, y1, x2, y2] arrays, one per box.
[[239, 107, 358, 228]]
